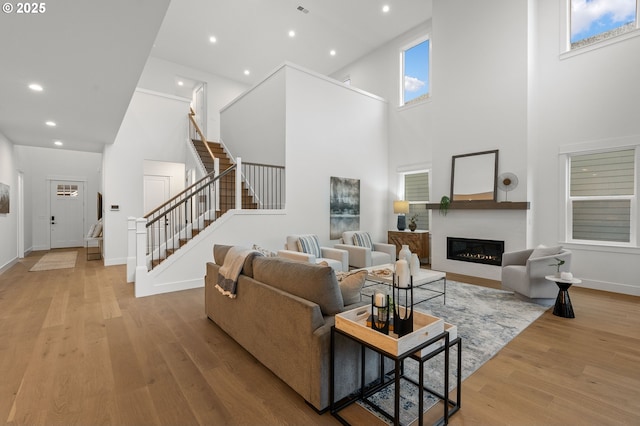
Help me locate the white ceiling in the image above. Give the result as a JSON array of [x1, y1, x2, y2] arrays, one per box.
[[0, 0, 431, 153]]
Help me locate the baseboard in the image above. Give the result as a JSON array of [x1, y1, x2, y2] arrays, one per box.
[[0, 257, 18, 275], [444, 272, 501, 289]]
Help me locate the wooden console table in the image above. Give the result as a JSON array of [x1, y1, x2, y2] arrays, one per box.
[[388, 230, 429, 263]]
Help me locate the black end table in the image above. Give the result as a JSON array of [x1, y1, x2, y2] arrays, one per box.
[[545, 275, 582, 318]]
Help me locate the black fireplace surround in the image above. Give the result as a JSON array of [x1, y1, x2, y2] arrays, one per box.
[[447, 237, 504, 266]]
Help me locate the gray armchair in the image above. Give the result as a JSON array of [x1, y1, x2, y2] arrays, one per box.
[[501, 247, 572, 299], [335, 231, 396, 269], [278, 234, 348, 272]]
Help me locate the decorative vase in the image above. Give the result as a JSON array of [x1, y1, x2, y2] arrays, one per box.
[[408, 221, 417, 232], [399, 245, 411, 263], [410, 253, 420, 275]]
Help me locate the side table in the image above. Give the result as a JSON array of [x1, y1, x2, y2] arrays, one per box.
[[545, 275, 582, 318], [388, 230, 429, 264]]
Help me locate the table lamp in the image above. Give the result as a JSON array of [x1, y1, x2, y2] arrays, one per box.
[[393, 200, 410, 231]]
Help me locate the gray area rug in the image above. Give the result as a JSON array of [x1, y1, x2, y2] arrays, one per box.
[[358, 279, 549, 424]]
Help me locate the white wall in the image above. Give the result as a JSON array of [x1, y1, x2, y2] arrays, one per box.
[[104, 90, 190, 265], [138, 57, 249, 142], [0, 132, 18, 271], [330, 22, 436, 231], [135, 64, 389, 296], [221, 67, 286, 166], [429, 0, 529, 280], [326, 0, 639, 294], [531, 0, 640, 295], [286, 65, 389, 244], [14, 145, 102, 252]]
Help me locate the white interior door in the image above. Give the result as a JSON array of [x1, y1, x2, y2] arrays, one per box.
[[193, 83, 207, 138], [50, 180, 85, 248], [144, 175, 171, 246]]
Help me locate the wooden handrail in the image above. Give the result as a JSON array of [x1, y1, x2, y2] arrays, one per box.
[[189, 107, 217, 163], [144, 165, 236, 220]]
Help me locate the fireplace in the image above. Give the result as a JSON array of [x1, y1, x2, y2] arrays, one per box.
[[447, 237, 504, 266]]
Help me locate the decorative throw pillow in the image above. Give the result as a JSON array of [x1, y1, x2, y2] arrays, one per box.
[[92, 221, 103, 238], [87, 224, 96, 238], [352, 232, 373, 249], [336, 270, 367, 305], [529, 244, 562, 259], [296, 234, 321, 258], [252, 244, 277, 257]]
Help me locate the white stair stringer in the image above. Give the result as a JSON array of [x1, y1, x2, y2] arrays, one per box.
[[134, 208, 287, 298]]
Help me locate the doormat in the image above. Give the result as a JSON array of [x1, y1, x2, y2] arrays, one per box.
[[29, 251, 78, 272]]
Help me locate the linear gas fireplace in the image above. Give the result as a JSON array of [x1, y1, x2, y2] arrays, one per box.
[[447, 237, 505, 266]]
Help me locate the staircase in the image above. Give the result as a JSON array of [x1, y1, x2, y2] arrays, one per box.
[[192, 139, 258, 214]]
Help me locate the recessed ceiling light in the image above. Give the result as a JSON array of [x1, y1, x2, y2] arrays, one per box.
[[330, 50, 336, 56], [288, 30, 296, 37], [209, 36, 217, 43], [382, 5, 390, 13], [54, 140, 63, 146], [177, 81, 184, 86], [244, 69, 250, 76], [29, 83, 43, 92], [45, 121, 56, 127]]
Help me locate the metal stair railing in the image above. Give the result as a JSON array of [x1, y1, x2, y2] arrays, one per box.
[[144, 165, 236, 270]]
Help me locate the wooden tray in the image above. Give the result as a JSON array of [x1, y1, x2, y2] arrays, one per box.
[[335, 305, 444, 356]]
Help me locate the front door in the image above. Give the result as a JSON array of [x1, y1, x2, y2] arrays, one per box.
[[50, 180, 85, 248]]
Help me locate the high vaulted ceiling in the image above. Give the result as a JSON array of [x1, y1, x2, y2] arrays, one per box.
[[152, 0, 432, 86], [0, 0, 431, 153]]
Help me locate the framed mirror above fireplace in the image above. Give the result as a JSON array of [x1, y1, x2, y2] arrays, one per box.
[[451, 150, 498, 202]]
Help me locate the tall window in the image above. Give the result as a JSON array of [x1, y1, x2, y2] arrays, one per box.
[[404, 172, 430, 230], [401, 36, 430, 106], [568, 149, 635, 244], [570, 0, 638, 50]]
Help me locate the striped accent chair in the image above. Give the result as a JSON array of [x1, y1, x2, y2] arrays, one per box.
[[278, 234, 348, 272], [335, 231, 396, 269]]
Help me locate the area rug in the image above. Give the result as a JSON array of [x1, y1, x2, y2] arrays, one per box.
[[358, 280, 549, 424], [29, 251, 78, 271]]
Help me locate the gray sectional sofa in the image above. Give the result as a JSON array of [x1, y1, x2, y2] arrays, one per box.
[[204, 245, 378, 412]]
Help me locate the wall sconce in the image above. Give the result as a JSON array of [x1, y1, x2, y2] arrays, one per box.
[[393, 200, 410, 231]]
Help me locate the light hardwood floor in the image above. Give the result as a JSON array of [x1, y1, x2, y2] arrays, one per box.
[[1, 249, 638, 425]]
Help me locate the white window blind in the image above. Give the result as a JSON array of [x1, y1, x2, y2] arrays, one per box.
[[569, 149, 635, 243], [404, 172, 429, 230]]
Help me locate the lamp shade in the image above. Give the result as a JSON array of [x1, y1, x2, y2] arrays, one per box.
[[393, 200, 410, 214]]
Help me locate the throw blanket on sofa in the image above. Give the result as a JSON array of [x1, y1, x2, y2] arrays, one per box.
[[216, 247, 258, 298]]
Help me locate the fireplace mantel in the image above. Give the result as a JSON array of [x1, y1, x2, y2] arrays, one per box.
[[424, 201, 530, 210]]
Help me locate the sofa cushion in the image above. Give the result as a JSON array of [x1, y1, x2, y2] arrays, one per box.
[[352, 232, 373, 249], [253, 256, 344, 315], [336, 270, 367, 305], [213, 244, 260, 278], [296, 234, 322, 258], [529, 244, 562, 260]]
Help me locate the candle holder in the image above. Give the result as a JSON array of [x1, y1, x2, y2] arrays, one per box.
[[371, 294, 390, 335], [393, 274, 414, 337]]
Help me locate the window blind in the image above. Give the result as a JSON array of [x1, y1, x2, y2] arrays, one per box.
[[404, 172, 429, 230], [570, 149, 634, 197], [570, 149, 634, 243]]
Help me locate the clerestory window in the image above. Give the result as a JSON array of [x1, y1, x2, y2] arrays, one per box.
[[400, 36, 430, 107], [569, 0, 639, 50]]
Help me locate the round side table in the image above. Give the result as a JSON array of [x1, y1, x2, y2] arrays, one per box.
[[545, 275, 582, 318]]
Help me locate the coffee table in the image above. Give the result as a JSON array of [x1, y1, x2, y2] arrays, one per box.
[[358, 264, 447, 305]]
